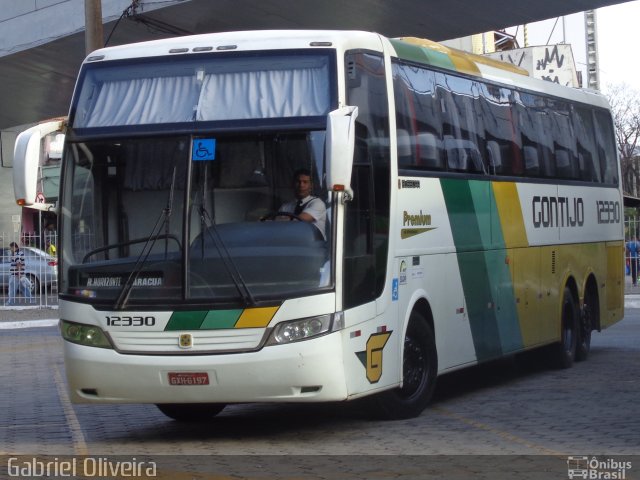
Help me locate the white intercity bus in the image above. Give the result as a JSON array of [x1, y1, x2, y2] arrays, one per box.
[[14, 30, 624, 421]]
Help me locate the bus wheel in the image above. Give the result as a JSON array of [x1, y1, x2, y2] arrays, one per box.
[[553, 286, 578, 369], [576, 301, 594, 361], [156, 403, 226, 422], [371, 311, 437, 420]]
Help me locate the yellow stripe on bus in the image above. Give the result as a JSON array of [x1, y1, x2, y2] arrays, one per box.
[[492, 181, 528, 248], [235, 306, 280, 328]]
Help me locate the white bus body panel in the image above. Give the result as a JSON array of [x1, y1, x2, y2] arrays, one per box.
[[64, 333, 348, 404]]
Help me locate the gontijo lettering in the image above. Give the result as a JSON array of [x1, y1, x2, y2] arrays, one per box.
[[532, 195, 584, 228]]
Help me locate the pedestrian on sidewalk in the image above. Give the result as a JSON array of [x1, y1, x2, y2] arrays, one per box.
[[6, 242, 32, 305], [627, 236, 640, 287]]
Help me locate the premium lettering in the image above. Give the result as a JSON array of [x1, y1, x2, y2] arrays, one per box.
[[403, 210, 431, 227]]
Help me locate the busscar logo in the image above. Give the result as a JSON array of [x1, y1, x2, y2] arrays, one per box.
[[399, 179, 421, 189], [567, 456, 632, 479]]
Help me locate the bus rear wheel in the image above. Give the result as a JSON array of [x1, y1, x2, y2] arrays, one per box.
[[370, 311, 437, 420], [156, 403, 226, 422], [576, 286, 598, 362], [553, 286, 578, 369]]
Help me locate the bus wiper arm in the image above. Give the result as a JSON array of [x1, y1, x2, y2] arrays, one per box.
[[198, 205, 256, 306], [114, 167, 177, 310]]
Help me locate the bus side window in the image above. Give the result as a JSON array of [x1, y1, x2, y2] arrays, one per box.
[[593, 110, 618, 185]]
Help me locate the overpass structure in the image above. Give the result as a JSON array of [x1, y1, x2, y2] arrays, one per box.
[[0, 0, 633, 131]]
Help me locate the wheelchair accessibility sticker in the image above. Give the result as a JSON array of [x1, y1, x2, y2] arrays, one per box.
[[192, 138, 216, 161]]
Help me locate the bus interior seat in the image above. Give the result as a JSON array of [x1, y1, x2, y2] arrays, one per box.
[[214, 188, 271, 224], [443, 136, 487, 173], [121, 190, 176, 255], [523, 145, 540, 175], [555, 149, 573, 178], [444, 137, 471, 171], [578, 152, 599, 182], [486, 140, 503, 174], [397, 129, 413, 166], [447, 148, 468, 171], [467, 147, 485, 173], [416, 132, 443, 169]]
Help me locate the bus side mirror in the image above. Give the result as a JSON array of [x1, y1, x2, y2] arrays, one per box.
[[13, 120, 64, 209], [326, 106, 358, 199]]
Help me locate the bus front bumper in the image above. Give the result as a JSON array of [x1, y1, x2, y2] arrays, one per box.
[[63, 332, 348, 404]]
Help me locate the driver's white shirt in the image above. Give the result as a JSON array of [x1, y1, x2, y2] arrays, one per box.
[[279, 195, 326, 238]]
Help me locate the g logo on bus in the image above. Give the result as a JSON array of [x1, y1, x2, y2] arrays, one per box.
[[178, 333, 193, 349], [355, 331, 392, 383]]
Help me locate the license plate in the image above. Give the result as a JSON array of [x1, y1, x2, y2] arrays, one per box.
[[168, 372, 210, 386]]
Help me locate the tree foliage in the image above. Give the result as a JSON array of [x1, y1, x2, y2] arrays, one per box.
[[605, 83, 640, 196]]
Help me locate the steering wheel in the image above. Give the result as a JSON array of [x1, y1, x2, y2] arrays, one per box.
[[261, 211, 302, 222]]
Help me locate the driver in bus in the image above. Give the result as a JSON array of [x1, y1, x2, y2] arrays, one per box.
[[277, 168, 327, 238]]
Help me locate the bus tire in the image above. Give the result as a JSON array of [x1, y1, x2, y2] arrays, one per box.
[[156, 403, 226, 422], [370, 311, 437, 420], [553, 286, 578, 369], [576, 284, 598, 362]]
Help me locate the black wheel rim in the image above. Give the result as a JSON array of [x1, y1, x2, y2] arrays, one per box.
[[400, 332, 427, 399], [562, 297, 575, 353]]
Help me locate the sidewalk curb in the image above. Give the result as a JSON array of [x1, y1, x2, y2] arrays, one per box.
[[0, 319, 59, 329], [625, 294, 640, 309]]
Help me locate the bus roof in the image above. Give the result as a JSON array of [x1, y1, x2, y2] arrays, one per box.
[[83, 29, 610, 111]]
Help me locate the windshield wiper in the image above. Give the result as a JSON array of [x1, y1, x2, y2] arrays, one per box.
[[192, 161, 255, 306], [113, 167, 177, 310], [197, 204, 256, 306]]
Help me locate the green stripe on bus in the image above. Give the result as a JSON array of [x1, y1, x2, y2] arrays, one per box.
[[201, 309, 243, 329], [165, 311, 208, 331], [165, 309, 245, 330], [483, 186, 523, 354], [389, 39, 456, 71], [441, 179, 526, 360]]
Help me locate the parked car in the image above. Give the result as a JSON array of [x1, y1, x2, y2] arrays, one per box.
[[0, 246, 58, 296]]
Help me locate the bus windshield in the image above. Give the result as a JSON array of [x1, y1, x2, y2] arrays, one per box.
[[60, 132, 332, 307], [71, 51, 333, 128]]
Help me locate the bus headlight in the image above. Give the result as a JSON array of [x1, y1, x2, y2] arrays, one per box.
[[266, 313, 342, 346], [60, 320, 113, 349]]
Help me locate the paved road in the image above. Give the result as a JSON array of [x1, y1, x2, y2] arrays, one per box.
[[0, 307, 638, 479]]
